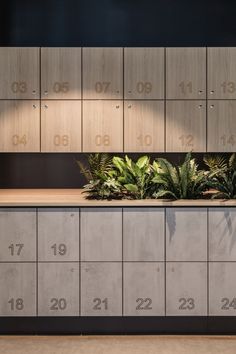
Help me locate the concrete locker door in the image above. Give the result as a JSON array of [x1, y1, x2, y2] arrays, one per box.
[[124, 101, 164, 152], [82, 100, 123, 152], [0, 263, 36, 316], [123, 262, 165, 316], [208, 47, 236, 99], [207, 101, 236, 152], [0, 101, 40, 152], [166, 48, 206, 99], [38, 208, 80, 262], [38, 263, 80, 316], [166, 100, 206, 152], [41, 101, 82, 152], [80, 208, 122, 261], [123, 208, 165, 261], [0, 208, 36, 262], [209, 263, 236, 316], [0, 47, 39, 99], [166, 262, 207, 316], [83, 48, 123, 99], [124, 48, 164, 99], [41, 47, 81, 99], [209, 208, 236, 261], [81, 262, 122, 316]]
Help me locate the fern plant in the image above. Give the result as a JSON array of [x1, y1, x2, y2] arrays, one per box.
[[152, 152, 209, 199], [113, 155, 153, 199], [76, 153, 122, 200], [204, 153, 236, 199]]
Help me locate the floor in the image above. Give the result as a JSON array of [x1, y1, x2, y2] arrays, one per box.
[[0, 336, 236, 354]]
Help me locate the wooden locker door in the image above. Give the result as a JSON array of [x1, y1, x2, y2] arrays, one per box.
[[124, 101, 164, 152], [0, 101, 40, 152], [0, 47, 39, 99], [83, 100, 123, 152], [41, 48, 81, 99], [207, 101, 236, 152], [41, 101, 81, 152], [208, 47, 236, 99], [124, 48, 164, 99], [166, 48, 206, 99], [166, 100, 206, 152], [83, 48, 123, 99]]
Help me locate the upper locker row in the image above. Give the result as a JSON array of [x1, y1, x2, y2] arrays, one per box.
[[1, 47, 236, 99]]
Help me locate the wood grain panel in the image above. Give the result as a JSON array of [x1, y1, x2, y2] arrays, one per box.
[[166, 100, 206, 152], [124, 101, 164, 152], [166, 47, 206, 99], [124, 48, 164, 99], [41, 100, 81, 152], [207, 100, 236, 152], [83, 100, 123, 152], [41, 47, 81, 99], [0, 100, 40, 152], [0, 47, 39, 99], [208, 47, 236, 99], [83, 48, 123, 99]]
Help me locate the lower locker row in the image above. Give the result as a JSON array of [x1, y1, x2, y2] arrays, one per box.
[[1, 100, 236, 152], [0, 261, 236, 317]]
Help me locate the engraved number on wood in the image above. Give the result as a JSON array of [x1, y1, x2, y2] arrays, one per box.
[[179, 298, 195, 310], [93, 298, 108, 310], [95, 135, 110, 146], [179, 134, 194, 147], [8, 243, 24, 256], [221, 81, 236, 94], [8, 298, 24, 311], [11, 81, 27, 93], [137, 134, 152, 146], [53, 82, 69, 93], [51, 243, 67, 256], [12, 135, 27, 146], [136, 298, 152, 310], [179, 81, 193, 95], [136, 82, 152, 94], [53, 135, 69, 147], [50, 298, 67, 310], [95, 82, 111, 93], [221, 298, 236, 310], [220, 135, 236, 146]]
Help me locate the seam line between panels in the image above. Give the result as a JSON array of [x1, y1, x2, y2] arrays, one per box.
[[164, 48, 166, 153], [164, 207, 167, 316], [206, 47, 208, 152], [79, 207, 81, 316], [122, 48, 125, 153], [39, 47, 42, 152], [122, 208, 124, 316], [207, 207, 209, 317], [36, 208, 38, 316], [81, 48, 83, 152]]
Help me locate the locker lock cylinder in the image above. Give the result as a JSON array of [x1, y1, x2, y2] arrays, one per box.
[[32, 90, 36, 95]]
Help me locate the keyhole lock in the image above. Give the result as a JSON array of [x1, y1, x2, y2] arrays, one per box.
[[44, 104, 48, 109], [210, 90, 214, 94], [32, 104, 37, 109], [210, 104, 214, 108], [32, 90, 36, 95], [44, 90, 48, 95], [198, 104, 203, 108], [198, 90, 203, 94]]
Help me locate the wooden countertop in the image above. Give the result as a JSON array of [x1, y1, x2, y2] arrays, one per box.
[[0, 189, 236, 207]]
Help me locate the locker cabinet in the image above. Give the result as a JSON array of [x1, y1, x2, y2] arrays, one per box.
[[209, 208, 236, 261], [41, 47, 81, 99], [38, 208, 80, 262], [166, 100, 206, 152], [124, 48, 164, 99], [124, 101, 164, 152], [166, 262, 207, 316], [0, 263, 36, 316], [166, 47, 206, 99], [208, 47, 236, 99], [0, 100, 40, 152], [207, 101, 236, 152], [38, 263, 79, 316], [82, 100, 123, 152], [166, 208, 207, 261], [0, 208, 36, 262], [123, 208, 165, 261], [81, 262, 122, 316], [41, 101, 82, 152], [209, 263, 236, 316], [0, 47, 39, 99], [123, 263, 165, 316], [83, 48, 123, 99], [80, 208, 122, 261]]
